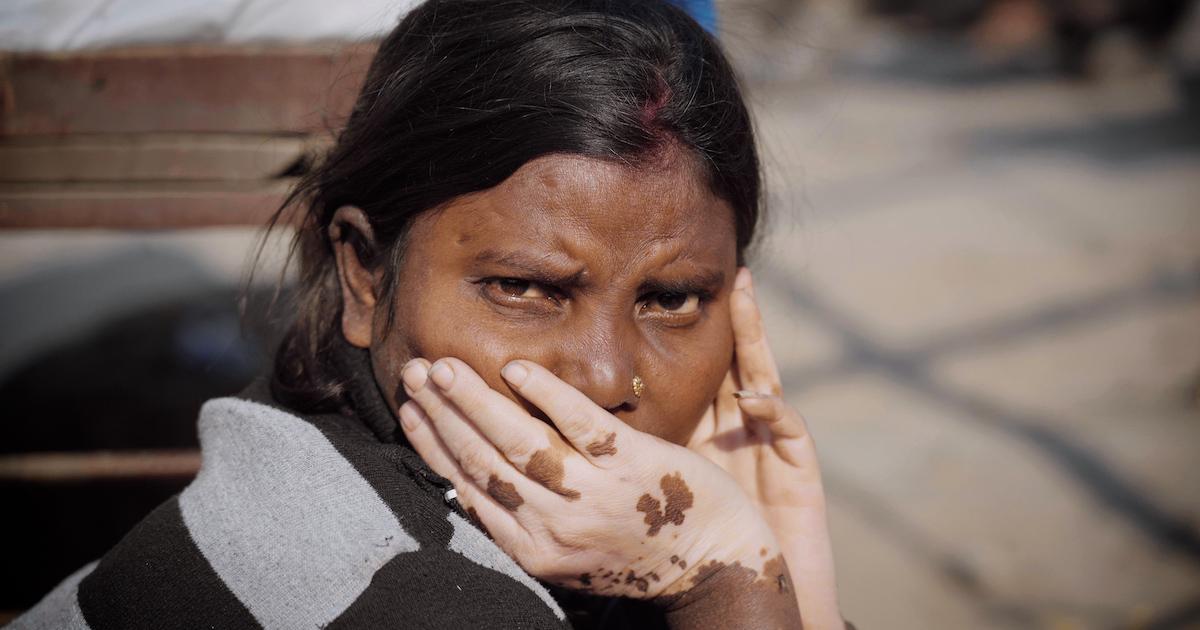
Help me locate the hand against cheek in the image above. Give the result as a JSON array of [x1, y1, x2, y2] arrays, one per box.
[[687, 268, 844, 629], [396, 357, 790, 606]]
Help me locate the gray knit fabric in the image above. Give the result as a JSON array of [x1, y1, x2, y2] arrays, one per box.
[[11, 396, 567, 629], [447, 511, 563, 616], [11, 561, 96, 630], [180, 397, 422, 628]]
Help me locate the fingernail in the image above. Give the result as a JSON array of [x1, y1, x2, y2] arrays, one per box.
[[430, 360, 454, 389], [501, 361, 529, 386], [398, 401, 422, 431], [734, 267, 752, 291], [733, 390, 768, 399], [402, 361, 429, 393]]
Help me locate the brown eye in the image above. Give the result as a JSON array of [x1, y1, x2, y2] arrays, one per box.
[[647, 292, 701, 315], [491, 278, 548, 299]]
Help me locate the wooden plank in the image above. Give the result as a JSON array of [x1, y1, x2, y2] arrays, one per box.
[[0, 134, 321, 182], [0, 180, 296, 229], [0, 44, 377, 135], [0, 450, 200, 482]]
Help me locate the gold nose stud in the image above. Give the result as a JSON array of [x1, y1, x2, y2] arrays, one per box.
[[632, 375, 645, 398]]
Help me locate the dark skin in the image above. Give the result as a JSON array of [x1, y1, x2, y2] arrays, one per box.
[[334, 152, 735, 446], [333, 152, 805, 628]]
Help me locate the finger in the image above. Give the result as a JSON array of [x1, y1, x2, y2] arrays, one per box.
[[733, 393, 809, 442], [687, 371, 735, 448], [425, 358, 555, 467], [731, 267, 783, 396], [714, 369, 742, 433], [402, 363, 559, 507], [423, 358, 592, 500], [499, 360, 629, 461], [397, 401, 527, 545]]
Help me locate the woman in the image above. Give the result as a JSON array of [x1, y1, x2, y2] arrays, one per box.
[[14, 1, 845, 628]]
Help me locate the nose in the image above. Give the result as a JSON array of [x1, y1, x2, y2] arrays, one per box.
[[549, 315, 640, 413]]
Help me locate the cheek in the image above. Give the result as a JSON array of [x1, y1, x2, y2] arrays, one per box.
[[638, 309, 734, 445], [368, 280, 500, 413], [403, 304, 527, 402], [373, 275, 548, 413]]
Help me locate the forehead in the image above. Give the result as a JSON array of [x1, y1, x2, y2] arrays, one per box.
[[427, 153, 736, 267]]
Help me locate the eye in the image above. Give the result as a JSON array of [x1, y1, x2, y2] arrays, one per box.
[[479, 277, 558, 309], [493, 278, 549, 299], [644, 292, 701, 315]]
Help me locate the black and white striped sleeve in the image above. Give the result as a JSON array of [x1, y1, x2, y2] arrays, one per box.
[[11, 397, 569, 630]]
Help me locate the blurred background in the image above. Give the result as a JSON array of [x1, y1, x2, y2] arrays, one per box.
[[1, 0, 1198, 627]]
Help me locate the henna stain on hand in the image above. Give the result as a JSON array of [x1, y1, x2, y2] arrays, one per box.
[[657, 553, 803, 628], [526, 448, 581, 500], [624, 570, 651, 593], [487, 474, 524, 511], [636, 472, 695, 536], [763, 556, 791, 594], [585, 432, 617, 456], [687, 554, 792, 595], [637, 495, 664, 533]]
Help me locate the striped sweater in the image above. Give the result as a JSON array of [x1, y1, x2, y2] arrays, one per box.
[[11, 367, 573, 629]]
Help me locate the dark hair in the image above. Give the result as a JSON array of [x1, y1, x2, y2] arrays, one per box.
[[268, 0, 762, 412]]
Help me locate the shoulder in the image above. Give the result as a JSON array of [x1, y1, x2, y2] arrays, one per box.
[[48, 394, 569, 629]]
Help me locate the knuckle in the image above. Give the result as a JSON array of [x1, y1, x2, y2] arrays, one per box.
[[742, 322, 766, 345], [495, 440, 533, 468], [457, 447, 493, 481], [505, 437, 539, 464], [448, 384, 483, 415], [412, 386, 444, 412], [733, 290, 760, 318], [559, 407, 593, 433]]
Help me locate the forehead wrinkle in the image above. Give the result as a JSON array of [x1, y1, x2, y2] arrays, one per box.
[[437, 153, 733, 287], [626, 232, 720, 280]]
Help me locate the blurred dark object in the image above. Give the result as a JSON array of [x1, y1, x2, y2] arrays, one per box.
[[0, 287, 281, 611], [864, 0, 1199, 85], [867, 0, 993, 28], [1046, 0, 1193, 76], [0, 289, 269, 454]]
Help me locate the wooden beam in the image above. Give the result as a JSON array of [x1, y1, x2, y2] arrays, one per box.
[[0, 44, 377, 135], [0, 180, 296, 229], [0, 134, 321, 182], [0, 450, 201, 482]]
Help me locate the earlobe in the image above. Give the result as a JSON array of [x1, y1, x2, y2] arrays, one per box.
[[330, 206, 381, 349]]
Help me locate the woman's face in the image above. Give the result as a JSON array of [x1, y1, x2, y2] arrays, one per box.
[[345, 152, 739, 445]]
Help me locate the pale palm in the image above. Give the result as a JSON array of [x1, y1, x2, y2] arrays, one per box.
[[687, 268, 844, 629]]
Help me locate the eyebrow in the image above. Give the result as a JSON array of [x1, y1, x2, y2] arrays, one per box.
[[473, 249, 728, 294], [473, 249, 588, 288], [640, 268, 726, 295]]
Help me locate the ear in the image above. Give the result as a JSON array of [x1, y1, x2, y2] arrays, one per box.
[[329, 206, 382, 349]]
